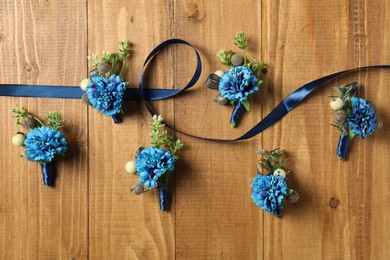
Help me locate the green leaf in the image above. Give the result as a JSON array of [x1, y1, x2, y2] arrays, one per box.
[[348, 130, 355, 140], [286, 189, 294, 197], [229, 99, 235, 105], [45, 111, 64, 130], [233, 32, 249, 50], [241, 100, 250, 111], [257, 79, 264, 86], [216, 50, 234, 67]]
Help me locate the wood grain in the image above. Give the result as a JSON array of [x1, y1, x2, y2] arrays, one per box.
[[261, 1, 390, 259], [0, 0, 390, 259], [0, 0, 88, 259], [173, 1, 263, 259]]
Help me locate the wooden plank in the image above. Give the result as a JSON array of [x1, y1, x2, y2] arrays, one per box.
[[1, 0, 389, 259], [350, 1, 390, 259], [173, 1, 263, 259], [262, 0, 390, 259], [87, 1, 176, 259], [262, 1, 354, 259], [0, 0, 88, 259]]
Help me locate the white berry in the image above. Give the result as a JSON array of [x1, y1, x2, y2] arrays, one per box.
[[125, 160, 137, 174], [274, 168, 286, 178], [214, 70, 224, 78], [12, 133, 25, 147], [330, 97, 344, 111], [80, 78, 91, 91]]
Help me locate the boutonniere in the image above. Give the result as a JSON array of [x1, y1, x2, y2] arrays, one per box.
[[80, 40, 131, 123], [125, 115, 183, 211], [205, 32, 267, 127], [11, 106, 67, 186], [330, 82, 380, 160], [251, 148, 299, 216]]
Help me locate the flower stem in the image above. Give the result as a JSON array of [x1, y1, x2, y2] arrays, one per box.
[[230, 101, 244, 127], [112, 114, 121, 124], [34, 117, 45, 127], [159, 187, 168, 211], [41, 162, 54, 186], [120, 59, 126, 78], [337, 134, 350, 160]]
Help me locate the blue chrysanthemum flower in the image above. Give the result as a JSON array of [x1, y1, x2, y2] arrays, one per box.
[[87, 74, 127, 116], [219, 66, 259, 102], [347, 97, 378, 139], [24, 126, 67, 163], [251, 174, 288, 216], [136, 147, 176, 190]]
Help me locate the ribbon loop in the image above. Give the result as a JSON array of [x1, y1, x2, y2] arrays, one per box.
[[1, 38, 389, 143], [138, 49, 390, 142]]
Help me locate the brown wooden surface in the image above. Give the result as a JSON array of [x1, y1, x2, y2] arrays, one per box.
[[1, 0, 390, 259]]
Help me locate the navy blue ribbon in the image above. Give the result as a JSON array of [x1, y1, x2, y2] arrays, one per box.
[[0, 84, 183, 101], [1, 38, 389, 142], [139, 54, 390, 141], [337, 134, 350, 160], [41, 162, 54, 186], [230, 101, 244, 127], [159, 187, 168, 211], [0, 40, 200, 103]]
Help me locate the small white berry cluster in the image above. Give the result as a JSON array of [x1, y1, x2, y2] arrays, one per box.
[[329, 97, 344, 111]]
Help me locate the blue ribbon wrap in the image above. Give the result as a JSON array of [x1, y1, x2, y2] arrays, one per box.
[[230, 101, 244, 127], [41, 162, 54, 186], [112, 114, 121, 124], [337, 134, 351, 160], [159, 187, 168, 211]]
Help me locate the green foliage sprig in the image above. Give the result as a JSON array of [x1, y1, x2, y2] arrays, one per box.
[[335, 82, 358, 102], [257, 148, 290, 174], [11, 106, 29, 125], [149, 115, 183, 159], [87, 52, 100, 68], [217, 32, 267, 78], [11, 106, 64, 130], [234, 32, 249, 64], [88, 40, 132, 78], [330, 83, 359, 136], [216, 50, 234, 67], [247, 58, 267, 79], [46, 111, 64, 130]]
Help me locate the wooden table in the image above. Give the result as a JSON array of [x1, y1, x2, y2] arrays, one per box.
[[1, 0, 389, 259]]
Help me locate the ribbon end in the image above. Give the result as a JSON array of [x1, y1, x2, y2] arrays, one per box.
[[112, 114, 122, 124], [41, 162, 55, 187]]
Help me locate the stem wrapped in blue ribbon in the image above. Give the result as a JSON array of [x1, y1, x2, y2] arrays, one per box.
[[230, 101, 244, 127], [337, 134, 350, 160], [41, 162, 54, 186], [159, 187, 168, 211], [112, 114, 122, 124]]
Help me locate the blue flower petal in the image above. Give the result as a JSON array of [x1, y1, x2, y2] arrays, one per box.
[[219, 66, 259, 102], [251, 174, 288, 216], [24, 126, 67, 162], [136, 147, 176, 190], [347, 97, 378, 139], [87, 75, 126, 116]]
